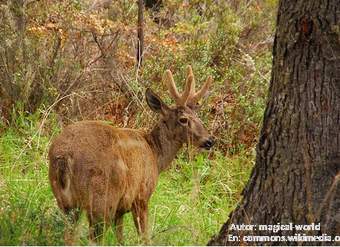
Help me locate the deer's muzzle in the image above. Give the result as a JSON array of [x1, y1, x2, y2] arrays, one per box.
[[200, 136, 215, 150]]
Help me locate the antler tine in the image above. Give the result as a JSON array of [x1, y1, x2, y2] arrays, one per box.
[[189, 75, 213, 105], [179, 73, 194, 105], [163, 66, 212, 106], [186, 65, 195, 95], [163, 70, 181, 104], [177, 65, 195, 105]]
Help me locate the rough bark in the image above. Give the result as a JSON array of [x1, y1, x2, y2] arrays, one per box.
[[209, 0, 340, 245]]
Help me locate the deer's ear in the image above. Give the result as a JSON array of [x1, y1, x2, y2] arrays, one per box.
[[145, 88, 170, 115]]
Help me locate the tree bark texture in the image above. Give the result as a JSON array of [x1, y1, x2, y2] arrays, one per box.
[[209, 0, 340, 245]]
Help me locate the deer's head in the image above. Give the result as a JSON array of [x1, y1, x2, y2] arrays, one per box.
[[146, 66, 215, 150]]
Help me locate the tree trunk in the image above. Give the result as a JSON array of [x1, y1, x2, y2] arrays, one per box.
[[209, 0, 340, 245], [137, 0, 144, 66]]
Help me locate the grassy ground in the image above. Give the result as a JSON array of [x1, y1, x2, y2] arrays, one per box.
[[0, 112, 254, 245]]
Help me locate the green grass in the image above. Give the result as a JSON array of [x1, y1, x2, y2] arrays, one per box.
[[0, 113, 254, 245]]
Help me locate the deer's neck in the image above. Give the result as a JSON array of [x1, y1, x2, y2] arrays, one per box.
[[146, 121, 183, 172]]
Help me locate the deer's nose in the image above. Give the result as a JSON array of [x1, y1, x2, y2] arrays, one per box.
[[202, 137, 215, 150]]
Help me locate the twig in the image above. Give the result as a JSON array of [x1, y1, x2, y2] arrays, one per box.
[[136, 0, 144, 65]]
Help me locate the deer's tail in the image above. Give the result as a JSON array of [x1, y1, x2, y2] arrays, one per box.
[[55, 156, 71, 190], [49, 155, 74, 211]]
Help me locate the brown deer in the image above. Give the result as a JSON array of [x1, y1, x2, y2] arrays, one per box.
[[48, 66, 215, 244]]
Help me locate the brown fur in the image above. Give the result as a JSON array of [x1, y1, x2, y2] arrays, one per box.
[[48, 67, 214, 244]]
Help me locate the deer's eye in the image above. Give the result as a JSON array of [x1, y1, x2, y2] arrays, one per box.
[[178, 117, 188, 125]]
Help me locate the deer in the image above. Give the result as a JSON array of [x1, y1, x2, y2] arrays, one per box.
[[48, 65, 215, 244]]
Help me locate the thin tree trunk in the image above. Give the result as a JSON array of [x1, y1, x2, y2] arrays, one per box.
[[209, 0, 340, 245], [5, 0, 26, 101], [137, 0, 144, 66]]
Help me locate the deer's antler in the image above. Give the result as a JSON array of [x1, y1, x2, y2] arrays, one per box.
[[163, 65, 213, 106]]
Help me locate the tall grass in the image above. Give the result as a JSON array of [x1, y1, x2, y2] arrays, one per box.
[[0, 112, 253, 245]]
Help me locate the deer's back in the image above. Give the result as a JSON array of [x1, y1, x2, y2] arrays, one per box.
[[48, 121, 158, 215]]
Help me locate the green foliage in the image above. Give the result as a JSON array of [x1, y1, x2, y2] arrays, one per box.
[[139, 0, 276, 154], [0, 112, 63, 245]]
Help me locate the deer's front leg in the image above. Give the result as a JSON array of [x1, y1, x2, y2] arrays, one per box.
[[132, 201, 150, 244]]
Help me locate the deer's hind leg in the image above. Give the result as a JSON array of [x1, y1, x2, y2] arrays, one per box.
[[88, 216, 105, 243], [87, 189, 120, 243], [63, 207, 81, 245], [132, 200, 150, 244], [115, 214, 124, 245]]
